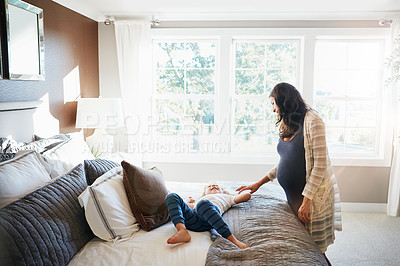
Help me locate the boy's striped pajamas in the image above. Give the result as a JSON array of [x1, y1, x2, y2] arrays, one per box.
[[165, 193, 232, 238]]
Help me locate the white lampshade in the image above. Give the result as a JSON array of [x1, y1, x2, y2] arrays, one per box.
[[76, 98, 124, 129]]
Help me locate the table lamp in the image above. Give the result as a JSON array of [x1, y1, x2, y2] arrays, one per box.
[[76, 98, 124, 156]]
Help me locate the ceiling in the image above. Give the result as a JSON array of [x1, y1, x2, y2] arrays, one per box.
[[52, 0, 400, 22]]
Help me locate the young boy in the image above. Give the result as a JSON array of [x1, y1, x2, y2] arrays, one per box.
[[165, 183, 251, 249]]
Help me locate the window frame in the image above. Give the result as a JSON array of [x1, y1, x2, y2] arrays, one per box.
[[147, 28, 392, 167]]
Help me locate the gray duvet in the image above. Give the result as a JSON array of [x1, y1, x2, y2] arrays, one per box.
[[206, 182, 328, 266]]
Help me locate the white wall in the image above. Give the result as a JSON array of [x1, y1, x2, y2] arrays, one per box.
[[98, 22, 392, 204], [142, 162, 390, 203]]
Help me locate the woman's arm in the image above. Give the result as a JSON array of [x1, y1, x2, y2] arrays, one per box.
[[258, 174, 272, 186], [234, 192, 251, 204], [265, 165, 278, 181]]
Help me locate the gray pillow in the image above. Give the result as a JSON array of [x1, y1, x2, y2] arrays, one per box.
[[0, 164, 93, 265], [84, 159, 120, 185]]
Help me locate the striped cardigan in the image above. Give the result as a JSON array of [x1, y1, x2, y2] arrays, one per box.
[[267, 110, 342, 252]]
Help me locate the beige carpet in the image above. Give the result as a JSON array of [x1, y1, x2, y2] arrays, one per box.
[[326, 212, 400, 266]]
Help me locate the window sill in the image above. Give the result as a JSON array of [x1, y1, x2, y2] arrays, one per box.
[[330, 156, 391, 167], [142, 153, 279, 165], [142, 153, 391, 167]]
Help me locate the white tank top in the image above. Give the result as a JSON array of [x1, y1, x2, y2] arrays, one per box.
[[197, 193, 235, 214]]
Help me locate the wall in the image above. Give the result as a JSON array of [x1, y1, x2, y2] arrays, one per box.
[[0, 0, 99, 133], [98, 23, 391, 204], [141, 162, 390, 203]]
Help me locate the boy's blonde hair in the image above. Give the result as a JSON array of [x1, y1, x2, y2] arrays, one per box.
[[201, 182, 233, 197]]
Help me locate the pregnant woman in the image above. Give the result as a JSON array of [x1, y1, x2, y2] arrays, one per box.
[[237, 82, 342, 265]]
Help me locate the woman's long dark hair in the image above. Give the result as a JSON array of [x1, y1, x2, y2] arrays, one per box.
[[269, 82, 309, 139]]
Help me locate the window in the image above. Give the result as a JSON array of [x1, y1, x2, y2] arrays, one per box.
[[232, 40, 300, 152], [313, 39, 385, 155], [152, 40, 217, 152]]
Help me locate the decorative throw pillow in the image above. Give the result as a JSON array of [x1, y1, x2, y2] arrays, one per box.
[[42, 134, 95, 178], [121, 161, 170, 231], [0, 137, 24, 153], [0, 150, 52, 208], [0, 164, 93, 265], [84, 158, 120, 185], [78, 167, 140, 241], [0, 136, 63, 154], [0, 153, 16, 162], [34, 133, 71, 142], [19, 138, 63, 154]]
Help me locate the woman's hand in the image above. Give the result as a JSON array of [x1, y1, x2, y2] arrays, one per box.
[[236, 182, 261, 194], [298, 197, 311, 223]]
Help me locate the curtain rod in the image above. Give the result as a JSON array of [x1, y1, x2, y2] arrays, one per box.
[[104, 18, 160, 26], [104, 18, 392, 27]]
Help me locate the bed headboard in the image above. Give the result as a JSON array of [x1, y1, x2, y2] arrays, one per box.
[[0, 100, 59, 142]]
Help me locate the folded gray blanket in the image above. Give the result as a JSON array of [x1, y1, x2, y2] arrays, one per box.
[[206, 183, 327, 266]]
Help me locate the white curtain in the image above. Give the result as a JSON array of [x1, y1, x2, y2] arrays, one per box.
[[114, 21, 152, 155], [387, 19, 400, 217]]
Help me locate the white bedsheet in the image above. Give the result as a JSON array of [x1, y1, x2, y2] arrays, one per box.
[[69, 181, 212, 266]]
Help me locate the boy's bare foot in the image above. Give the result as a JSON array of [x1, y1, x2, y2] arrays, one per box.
[[227, 234, 249, 249], [167, 229, 191, 244], [234, 240, 249, 249]]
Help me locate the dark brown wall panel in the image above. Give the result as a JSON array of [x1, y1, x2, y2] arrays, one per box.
[[0, 0, 99, 133]]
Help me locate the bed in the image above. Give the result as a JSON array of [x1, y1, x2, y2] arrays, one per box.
[[0, 101, 328, 266]]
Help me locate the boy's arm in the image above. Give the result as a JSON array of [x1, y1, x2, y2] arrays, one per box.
[[234, 192, 251, 204]]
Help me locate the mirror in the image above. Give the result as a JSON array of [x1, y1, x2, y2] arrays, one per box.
[[5, 0, 44, 80], [0, 1, 4, 79], [0, 41, 2, 79]]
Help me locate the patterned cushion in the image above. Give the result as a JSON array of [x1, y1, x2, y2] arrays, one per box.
[[0, 137, 62, 154], [19, 138, 63, 154], [34, 134, 71, 142], [84, 159, 120, 185], [0, 164, 93, 265], [0, 153, 16, 162], [0, 138, 24, 153]]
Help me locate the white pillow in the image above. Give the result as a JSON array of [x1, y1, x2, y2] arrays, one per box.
[[0, 150, 52, 208], [78, 167, 140, 241], [42, 133, 95, 178]]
